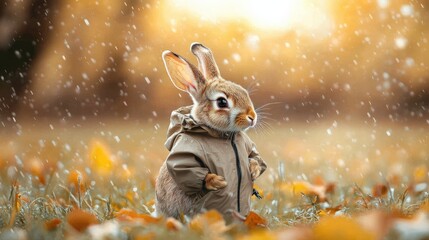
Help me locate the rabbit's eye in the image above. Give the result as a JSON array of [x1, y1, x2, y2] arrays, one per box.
[[216, 97, 228, 108]]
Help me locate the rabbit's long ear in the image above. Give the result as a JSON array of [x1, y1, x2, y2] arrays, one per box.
[[191, 43, 220, 80], [162, 50, 206, 98]]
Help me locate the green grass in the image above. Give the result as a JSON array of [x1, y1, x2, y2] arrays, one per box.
[[0, 120, 428, 239]]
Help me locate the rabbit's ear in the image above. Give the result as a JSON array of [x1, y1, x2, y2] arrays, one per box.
[[191, 43, 220, 80], [162, 50, 206, 97]]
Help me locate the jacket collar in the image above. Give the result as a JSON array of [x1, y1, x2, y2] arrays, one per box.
[[165, 105, 235, 150]]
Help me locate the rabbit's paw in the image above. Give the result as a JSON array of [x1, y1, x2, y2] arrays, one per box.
[[205, 173, 227, 191], [249, 159, 261, 181]]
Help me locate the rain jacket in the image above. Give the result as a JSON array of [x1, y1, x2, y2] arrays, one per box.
[[165, 106, 267, 216]]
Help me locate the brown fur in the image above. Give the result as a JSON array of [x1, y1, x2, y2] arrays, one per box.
[[249, 159, 262, 180], [157, 43, 265, 218], [155, 163, 203, 218], [204, 173, 227, 190]]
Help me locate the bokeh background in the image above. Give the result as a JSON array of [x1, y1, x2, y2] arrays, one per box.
[[0, 0, 428, 187], [1, 0, 428, 120]]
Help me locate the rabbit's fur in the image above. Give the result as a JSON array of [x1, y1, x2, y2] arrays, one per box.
[[155, 43, 264, 218]]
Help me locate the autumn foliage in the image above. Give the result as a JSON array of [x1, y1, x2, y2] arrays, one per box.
[[0, 131, 428, 240]]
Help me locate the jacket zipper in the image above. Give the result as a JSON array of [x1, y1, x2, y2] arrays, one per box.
[[231, 133, 242, 212]]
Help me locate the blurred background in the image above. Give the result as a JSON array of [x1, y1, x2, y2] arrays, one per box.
[[0, 0, 428, 186], [1, 0, 428, 122]]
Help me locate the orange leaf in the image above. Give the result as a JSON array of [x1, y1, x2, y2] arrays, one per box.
[[45, 218, 62, 231], [244, 211, 267, 229], [146, 199, 155, 207], [67, 208, 99, 232], [165, 217, 183, 231], [372, 183, 388, 197], [26, 158, 46, 185], [115, 208, 161, 224], [68, 169, 86, 192], [324, 205, 344, 216]]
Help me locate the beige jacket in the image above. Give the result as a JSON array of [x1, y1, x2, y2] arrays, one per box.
[[164, 106, 267, 216]]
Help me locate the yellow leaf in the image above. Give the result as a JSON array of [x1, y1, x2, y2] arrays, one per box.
[[313, 216, 376, 240], [90, 140, 114, 176], [413, 165, 427, 183], [251, 184, 264, 200], [318, 210, 328, 217], [189, 210, 230, 234], [278, 181, 334, 202], [125, 191, 134, 203]]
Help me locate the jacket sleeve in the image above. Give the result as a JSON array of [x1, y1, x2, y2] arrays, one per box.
[[166, 134, 209, 196], [243, 133, 267, 175]]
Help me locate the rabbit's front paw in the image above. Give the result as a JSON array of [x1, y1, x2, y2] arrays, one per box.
[[249, 159, 261, 181], [205, 173, 227, 191]]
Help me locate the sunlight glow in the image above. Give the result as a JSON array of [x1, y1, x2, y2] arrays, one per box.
[[169, 0, 334, 36]]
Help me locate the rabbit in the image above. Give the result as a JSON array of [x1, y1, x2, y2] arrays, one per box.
[[155, 42, 267, 219]]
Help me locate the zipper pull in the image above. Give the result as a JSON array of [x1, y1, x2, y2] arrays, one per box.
[[252, 188, 262, 199]]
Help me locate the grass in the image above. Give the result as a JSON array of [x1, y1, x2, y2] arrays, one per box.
[[0, 120, 428, 239]]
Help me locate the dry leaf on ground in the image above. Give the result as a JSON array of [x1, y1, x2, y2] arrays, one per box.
[[114, 208, 161, 224], [67, 208, 99, 232]]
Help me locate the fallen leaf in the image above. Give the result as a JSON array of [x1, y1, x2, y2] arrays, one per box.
[[319, 205, 344, 217], [371, 183, 388, 197], [68, 169, 86, 192], [44, 218, 62, 231], [115, 208, 161, 224], [67, 208, 99, 232], [165, 217, 183, 231], [244, 211, 267, 229]]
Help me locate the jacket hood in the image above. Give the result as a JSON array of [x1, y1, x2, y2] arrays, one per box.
[[165, 105, 230, 150]]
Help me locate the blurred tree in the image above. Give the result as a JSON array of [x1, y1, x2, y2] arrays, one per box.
[[0, 0, 427, 122]]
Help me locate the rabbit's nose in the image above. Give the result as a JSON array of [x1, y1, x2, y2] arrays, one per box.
[[247, 109, 257, 127], [247, 116, 256, 127]]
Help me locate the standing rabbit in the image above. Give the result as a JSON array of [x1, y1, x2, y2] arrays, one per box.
[[155, 43, 267, 219]]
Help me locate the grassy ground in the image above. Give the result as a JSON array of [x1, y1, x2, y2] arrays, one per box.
[[0, 120, 428, 239]]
